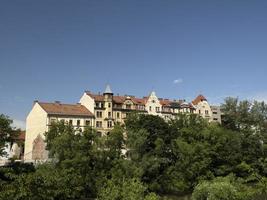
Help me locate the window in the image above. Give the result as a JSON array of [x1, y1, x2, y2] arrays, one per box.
[[213, 118, 218, 121], [50, 118, 56, 124], [149, 106, 152, 111], [96, 102, 103, 108], [213, 112, 218, 114], [69, 120, 73, 125], [126, 104, 131, 109], [108, 112, 111, 118], [85, 120, 90, 126], [107, 121, 112, 128], [117, 112, 120, 118], [77, 120, 80, 126], [205, 110, 209, 115], [108, 103, 111, 108], [152, 100, 155, 103], [96, 121, 102, 128], [199, 110, 201, 114], [60, 119, 65, 123], [96, 111, 102, 118], [156, 107, 160, 112]]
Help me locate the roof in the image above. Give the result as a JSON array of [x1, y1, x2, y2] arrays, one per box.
[[160, 99, 172, 106], [104, 84, 113, 94], [18, 131, 25, 141], [85, 91, 194, 108], [86, 92, 147, 105], [132, 97, 147, 105], [113, 96, 126, 104], [12, 131, 25, 141], [192, 95, 207, 105], [38, 102, 94, 117], [86, 92, 105, 101]]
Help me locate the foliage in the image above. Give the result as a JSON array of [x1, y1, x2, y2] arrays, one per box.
[[1, 98, 267, 199], [192, 176, 255, 200], [0, 114, 19, 157], [98, 178, 159, 200]]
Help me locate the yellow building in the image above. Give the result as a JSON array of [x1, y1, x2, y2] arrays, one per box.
[[24, 101, 94, 162], [24, 85, 221, 162]]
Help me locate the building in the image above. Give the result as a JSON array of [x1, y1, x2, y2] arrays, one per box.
[[210, 106, 222, 123], [24, 101, 94, 161], [24, 85, 221, 162], [191, 94, 221, 123], [0, 131, 25, 166], [79, 85, 196, 135]]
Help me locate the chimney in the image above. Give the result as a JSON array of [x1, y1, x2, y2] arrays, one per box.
[[33, 100, 38, 105]]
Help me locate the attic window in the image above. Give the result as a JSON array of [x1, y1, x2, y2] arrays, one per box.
[[152, 100, 155, 103]]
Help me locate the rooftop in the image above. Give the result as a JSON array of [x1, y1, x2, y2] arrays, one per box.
[[38, 102, 94, 117]]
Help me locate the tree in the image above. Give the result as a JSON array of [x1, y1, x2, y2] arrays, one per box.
[[98, 178, 159, 200], [0, 114, 19, 157], [192, 176, 255, 200]]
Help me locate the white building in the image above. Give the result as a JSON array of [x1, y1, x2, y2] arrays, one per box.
[[24, 86, 221, 162], [24, 101, 94, 161]]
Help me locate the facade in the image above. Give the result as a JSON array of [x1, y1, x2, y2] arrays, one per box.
[[210, 106, 222, 123], [79, 85, 197, 135], [24, 85, 221, 162], [24, 101, 94, 161]]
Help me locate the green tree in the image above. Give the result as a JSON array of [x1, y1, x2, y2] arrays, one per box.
[[0, 114, 19, 157], [192, 176, 255, 200], [98, 178, 159, 200]]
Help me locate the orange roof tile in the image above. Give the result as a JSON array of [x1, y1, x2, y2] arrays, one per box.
[[38, 102, 94, 117], [12, 131, 25, 141], [160, 99, 172, 106], [192, 95, 207, 105], [132, 97, 146, 105], [86, 92, 105, 101], [113, 96, 126, 104], [18, 131, 25, 141]]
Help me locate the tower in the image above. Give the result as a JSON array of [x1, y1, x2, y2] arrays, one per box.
[[103, 84, 113, 130]]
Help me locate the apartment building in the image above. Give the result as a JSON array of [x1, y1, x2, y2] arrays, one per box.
[[79, 85, 197, 135], [24, 101, 94, 161], [24, 85, 221, 162]]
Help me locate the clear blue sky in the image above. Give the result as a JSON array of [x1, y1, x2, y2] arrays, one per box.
[[1, 0, 267, 129]]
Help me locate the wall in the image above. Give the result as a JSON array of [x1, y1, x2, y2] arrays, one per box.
[[24, 103, 48, 161]]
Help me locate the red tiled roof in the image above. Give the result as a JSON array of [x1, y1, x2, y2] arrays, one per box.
[[38, 102, 94, 117], [192, 95, 207, 105], [12, 131, 25, 141], [86, 92, 147, 105], [160, 99, 172, 106], [18, 131, 25, 141], [86, 92, 105, 101], [132, 97, 146, 105], [113, 96, 126, 104]]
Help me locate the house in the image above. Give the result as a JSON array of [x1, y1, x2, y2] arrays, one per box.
[[24, 101, 94, 161], [24, 85, 221, 162]]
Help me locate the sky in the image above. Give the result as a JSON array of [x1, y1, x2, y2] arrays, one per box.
[[1, 0, 267, 129]]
